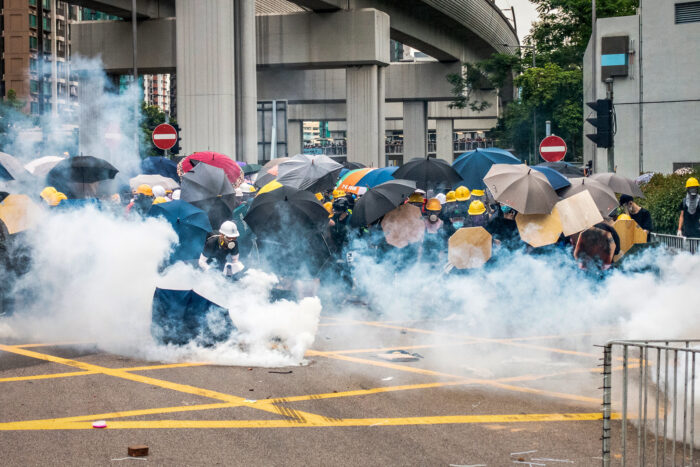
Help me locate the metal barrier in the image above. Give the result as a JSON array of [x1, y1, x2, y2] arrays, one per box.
[[602, 340, 700, 466], [649, 233, 700, 253]]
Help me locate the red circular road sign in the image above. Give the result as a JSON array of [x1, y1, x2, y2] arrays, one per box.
[[539, 135, 567, 162], [152, 123, 178, 150]]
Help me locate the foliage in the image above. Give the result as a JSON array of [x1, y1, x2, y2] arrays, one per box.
[[139, 102, 176, 158], [447, 53, 521, 111], [636, 171, 700, 234]]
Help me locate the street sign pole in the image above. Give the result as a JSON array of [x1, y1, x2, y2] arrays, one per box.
[[605, 77, 614, 172]]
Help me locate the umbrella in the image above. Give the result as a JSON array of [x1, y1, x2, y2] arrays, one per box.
[[355, 166, 398, 188], [343, 161, 366, 170], [560, 177, 619, 217], [253, 171, 277, 189], [151, 288, 235, 346], [0, 152, 32, 182], [612, 217, 648, 259], [350, 179, 417, 227], [129, 174, 180, 192], [53, 198, 103, 211], [591, 172, 644, 198], [180, 163, 237, 231], [140, 156, 179, 182], [516, 207, 564, 247], [148, 200, 212, 261], [380, 203, 425, 248], [45, 156, 119, 197], [393, 156, 462, 191], [240, 163, 262, 175], [483, 164, 559, 215], [535, 161, 584, 178], [262, 157, 290, 171], [24, 155, 65, 177], [555, 190, 604, 236], [276, 153, 343, 192], [0, 194, 42, 234], [448, 227, 492, 269], [178, 151, 243, 187], [532, 166, 571, 191], [635, 173, 655, 185], [244, 184, 328, 236], [452, 148, 521, 190]]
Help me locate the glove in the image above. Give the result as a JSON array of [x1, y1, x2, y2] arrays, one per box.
[[677, 230, 684, 237]]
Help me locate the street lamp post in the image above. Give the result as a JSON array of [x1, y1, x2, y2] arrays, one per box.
[[503, 44, 537, 165]]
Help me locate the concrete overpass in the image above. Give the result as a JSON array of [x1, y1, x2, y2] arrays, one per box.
[[69, 0, 517, 166]]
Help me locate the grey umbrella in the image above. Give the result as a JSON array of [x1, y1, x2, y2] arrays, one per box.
[[590, 172, 644, 198], [276, 153, 343, 192], [0, 152, 31, 181], [560, 177, 619, 217], [483, 164, 559, 214], [181, 163, 236, 230]]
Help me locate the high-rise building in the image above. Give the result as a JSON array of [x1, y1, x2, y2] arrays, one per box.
[[143, 74, 172, 116], [0, 0, 119, 118]]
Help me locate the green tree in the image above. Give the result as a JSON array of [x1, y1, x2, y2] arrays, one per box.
[[139, 102, 177, 158]]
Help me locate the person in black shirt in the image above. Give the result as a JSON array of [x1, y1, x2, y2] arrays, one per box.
[[199, 221, 242, 275], [486, 205, 520, 248], [619, 194, 653, 232], [678, 177, 700, 238]]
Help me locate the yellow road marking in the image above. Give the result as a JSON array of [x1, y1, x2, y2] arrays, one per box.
[[10, 341, 94, 349], [0, 412, 618, 430], [123, 362, 209, 372], [0, 362, 209, 383]]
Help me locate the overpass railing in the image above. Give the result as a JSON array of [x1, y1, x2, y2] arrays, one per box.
[[649, 233, 700, 253], [602, 340, 700, 466]]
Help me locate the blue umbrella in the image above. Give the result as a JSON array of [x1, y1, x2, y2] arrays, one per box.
[[355, 166, 399, 188], [151, 288, 235, 346], [141, 156, 179, 183], [53, 198, 103, 210], [452, 148, 521, 190], [147, 200, 213, 261], [532, 166, 571, 191]]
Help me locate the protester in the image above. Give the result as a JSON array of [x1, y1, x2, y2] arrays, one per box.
[[152, 185, 166, 199], [595, 219, 621, 257], [199, 221, 242, 276], [486, 205, 519, 247], [466, 200, 488, 227], [678, 177, 700, 238], [329, 197, 352, 254], [619, 194, 653, 232], [127, 184, 154, 216], [421, 198, 446, 264], [407, 192, 425, 211]]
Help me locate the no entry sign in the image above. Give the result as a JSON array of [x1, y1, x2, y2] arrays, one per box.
[[152, 123, 178, 150], [539, 135, 567, 162]]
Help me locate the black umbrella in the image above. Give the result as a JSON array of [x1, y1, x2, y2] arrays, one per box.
[[350, 179, 417, 227], [343, 161, 366, 170], [253, 171, 277, 189], [45, 155, 119, 197], [244, 185, 328, 236], [392, 156, 462, 190], [180, 163, 236, 231], [535, 161, 584, 178]]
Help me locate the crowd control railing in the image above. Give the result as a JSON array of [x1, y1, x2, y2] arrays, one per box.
[[649, 233, 700, 253], [602, 340, 700, 466]]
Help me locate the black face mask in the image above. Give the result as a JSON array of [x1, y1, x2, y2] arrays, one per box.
[[689, 188, 699, 197]]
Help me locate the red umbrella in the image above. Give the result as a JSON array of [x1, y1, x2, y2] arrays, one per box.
[[178, 151, 243, 187]]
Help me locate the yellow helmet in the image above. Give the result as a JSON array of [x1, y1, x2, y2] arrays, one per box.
[[468, 200, 486, 216], [425, 198, 442, 212], [445, 191, 456, 203], [49, 192, 67, 207], [686, 177, 700, 188], [332, 188, 346, 199], [323, 201, 333, 216], [408, 193, 425, 204], [136, 184, 153, 196], [455, 186, 471, 202], [617, 213, 632, 221], [315, 192, 324, 201], [40, 186, 58, 202], [152, 196, 168, 205], [471, 189, 485, 197]]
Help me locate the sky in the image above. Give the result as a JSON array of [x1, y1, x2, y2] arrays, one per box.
[[497, 0, 540, 43]]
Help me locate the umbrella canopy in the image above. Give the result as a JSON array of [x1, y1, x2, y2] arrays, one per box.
[[180, 163, 236, 231], [244, 185, 328, 236], [535, 161, 584, 178], [380, 203, 425, 248], [350, 179, 417, 227], [337, 168, 373, 191], [253, 171, 277, 189], [555, 190, 604, 237], [148, 200, 212, 261], [129, 174, 180, 192], [560, 177, 619, 216], [0, 194, 42, 234], [590, 172, 644, 198], [45, 156, 118, 197], [151, 288, 235, 346], [452, 148, 521, 190], [343, 161, 366, 170], [276, 153, 343, 192], [0, 152, 31, 181], [179, 151, 243, 187], [532, 166, 571, 191], [355, 166, 398, 188], [262, 157, 290, 171], [240, 163, 262, 175], [24, 155, 65, 177], [393, 157, 462, 191], [141, 156, 179, 182], [448, 227, 492, 269], [483, 164, 559, 215], [516, 207, 564, 247]]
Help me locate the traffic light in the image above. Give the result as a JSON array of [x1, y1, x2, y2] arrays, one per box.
[[586, 99, 613, 148], [171, 123, 182, 155]]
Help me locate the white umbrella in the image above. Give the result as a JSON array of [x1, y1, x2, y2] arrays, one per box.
[[25, 155, 66, 176], [129, 174, 180, 192]]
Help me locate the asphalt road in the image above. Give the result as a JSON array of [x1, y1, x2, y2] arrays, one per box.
[[0, 315, 654, 466]]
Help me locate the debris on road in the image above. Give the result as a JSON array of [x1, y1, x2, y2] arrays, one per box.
[[127, 445, 149, 457], [510, 451, 537, 456], [381, 376, 393, 381], [92, 420, 107, 428], [532, 459, 574, 464], [376, 350, 423, 362], [269, 370, 293, 374]]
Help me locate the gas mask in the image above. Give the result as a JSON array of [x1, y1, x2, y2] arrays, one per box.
[[428, 214, 438, 223], [226, 242, 236, 249], [689, 188, 699, 197]]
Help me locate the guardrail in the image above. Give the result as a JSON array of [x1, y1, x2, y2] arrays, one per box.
[[602, 340, 700, 466], [649, 233, 700, 253]]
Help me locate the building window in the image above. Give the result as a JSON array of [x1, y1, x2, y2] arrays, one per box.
[[42, 81, 51, 95], [676, 2, 700, 23], [42, 17, 51, 31], [30, 58, 38, 73], [29, 14, 38, 29], [30, 80, 39, 94], [29, 0, 37, 6], [29, 36, 38, 50], [30, 102, 39, 114], [43, 40, 51, 53], [42, 0, 51, 10]]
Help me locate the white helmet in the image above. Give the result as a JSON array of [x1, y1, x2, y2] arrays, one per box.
[[219, 221, 239, 238], [436, 193, 447, 205], [152, 185, 166, 198]]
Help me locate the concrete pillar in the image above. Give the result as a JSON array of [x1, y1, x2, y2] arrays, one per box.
[[435, 119, 454, 163], [78, 71, 103, 156], [403, 101, 427, 160], [287, 120, 303, 156], [234, 0, 258, 163], [377, 66, 386, 167], [50, 0, 58, 116], [346, 65, 384, 168], [176, 0, 236, 157]]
